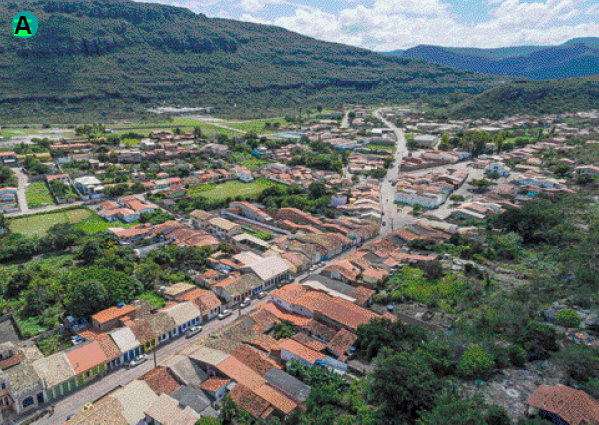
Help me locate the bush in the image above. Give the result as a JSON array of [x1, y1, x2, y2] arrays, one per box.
[[457, 345, 494, 379], [508, 345, 527, 367], [555, 309, 581, 328]]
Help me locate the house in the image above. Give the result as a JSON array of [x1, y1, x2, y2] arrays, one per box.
[[73, 176, 104, 198], [2, 364, 46, 415], [199, 377, 231, 401], [145, 392, 202, 424], [204, 217, 243, 242], [229, 202, 272, 223], [190, 209, 215, 230], [139, 366, 182, 396], [0, 151, 17, 167], [161, 302, 203, 336], [126, 319, 157, 355], [233, 166, 254, 183], [485, 162, 510, 177], [525, 384, 599, 425], [108, 327, 141, 364], [65, 341, 108, 388], [413, 134, 440, 148], [91, 304, 137, 331], [162, 282, 197, 301], [32, 352, 76, 402], [177, 288, 222, 322], [146, 312, 177, 347], [277, 338, 325, 366], [575, 165, 599, 177], [212, 274, 263, 305]]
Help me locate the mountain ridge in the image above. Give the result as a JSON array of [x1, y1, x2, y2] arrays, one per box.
[[0, 0, 499, 123], [379, 38, 599, 80]]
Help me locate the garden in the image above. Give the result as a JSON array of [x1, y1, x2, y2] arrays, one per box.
[[25, 182, 56, 208]]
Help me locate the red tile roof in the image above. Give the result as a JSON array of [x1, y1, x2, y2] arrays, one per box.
[[277, 339, 325, 364], [231, 345, 279, 375], [91, 305, 137, 326], [200, 377, 230, 393], [327, 329, 358, 356], [66, 341, 108, 375], [229, 385, 269, 419], [97, 335, 122, 362], [217, 356, 266, 391], [525, 385, 599, 425], [140, 367, 182, 396], [291, 333, 327, 352]]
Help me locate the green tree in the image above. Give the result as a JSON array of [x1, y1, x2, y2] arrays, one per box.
[[470, 178, 492, 193], [370, 351, 443, 418], [195, 418, 219, 425], [272, 320, 295, 340], [135, 261, 161, 288], [309, 182, 327, 200], [555, 309, 581, 328], [193, 127, 202, 139], [457, 345, 494, 379], [76, 240, 103, 265], [417, 395, 488, 425], [554, 345, 599, 383], [220, 394, 237, 425], [65, 280, 109, 318]]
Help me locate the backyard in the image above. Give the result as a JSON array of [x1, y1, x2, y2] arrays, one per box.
[[191, 179, 285, 201], [25, 182, 56, 208]]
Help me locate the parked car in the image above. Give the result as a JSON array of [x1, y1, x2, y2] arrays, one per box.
[[81, 402, 93, 412], [71, 335, 85, 345], [185, 325, 202, 338], [218, 309, 232, 320], [127, 354, 148, 369], [309, 265, 318, 272], [240, 298, 251, 308], [257, 291, 268, 299], [66, 413, 76, 421]]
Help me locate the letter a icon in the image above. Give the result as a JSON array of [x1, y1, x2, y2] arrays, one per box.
[[14, 16, 31, 36]]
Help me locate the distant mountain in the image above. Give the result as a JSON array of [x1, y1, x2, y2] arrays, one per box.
[[379, 38, 599, 80], [0, 0, 499, 123], [444, 75, 599, 119]]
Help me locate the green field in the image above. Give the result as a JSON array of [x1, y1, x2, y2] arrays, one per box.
[[232, 152, 270, 168], [195, 179, 284, 201], [9, 208, 92, 236], [74, 213, 138, 234], [25, 182, 56, 208], [226, 118, 289, 133], [114, 119, 244, 137]]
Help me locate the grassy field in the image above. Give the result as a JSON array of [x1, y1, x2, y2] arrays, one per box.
[[226, 118, 289, 133], [195, 179, 283, 201], [25, 182, 56, 208], [114, 119, 244, 137], [9, 208, 92, 236], [3, 254, 73, 272], [74, 213, 137, 234], [365, 144, 395, 151], [188, 184, 217, 198], [231, 152, 270, 169]]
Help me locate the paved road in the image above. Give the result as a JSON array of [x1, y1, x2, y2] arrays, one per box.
[[31, 297, 270, 425], [373, 108, 408, 236], [340, 111, 350, 129], [13, 168, 30, 215]]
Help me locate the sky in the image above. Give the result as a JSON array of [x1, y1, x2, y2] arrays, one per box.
[[135, 0, 599, 51]]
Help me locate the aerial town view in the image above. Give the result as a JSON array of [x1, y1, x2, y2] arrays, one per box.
[[0, 1, 599, 425]]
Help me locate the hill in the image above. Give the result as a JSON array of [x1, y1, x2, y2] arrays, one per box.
[[381, 38, 599, 80], [444, 76, 599, 119], [0, 0, 499, 123]]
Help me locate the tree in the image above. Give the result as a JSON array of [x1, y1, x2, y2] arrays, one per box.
[[494, 133, 504, 153], [470, 178, 492, 193], [193, 127, 202, 139], [370, 351, 443, 418], [457, 345, 494, 379], [554, 345, 599, 383], [317, 105, 323, 113], [220, 394, 237, 425], [348, 112, 356, 124], [407, 139, 419, 150], [356, 318, 426, 360], [76, 239, 103, 265], [417, 395, 489, 425], [195, 418, 219, 425], [66, 280, 109, 318], [508, 344, 527, 367], [135, 261, 161, 289], [555, 309, 581, 328], [272, 321, 295, 340], [576, 173, 595, 185], [421, 259, 444, 280], [308, 182, 327, 200], [553, 164, 571, 178]]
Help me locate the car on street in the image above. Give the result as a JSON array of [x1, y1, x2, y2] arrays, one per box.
[[66, 413, 76, 421], [257, 291, 268, 299], [218, 309, 232, 320], [127, 354, 148, 369], [309, 265, 318, 271], [185, 325, 202, 338], [240, 298, 251, 308]]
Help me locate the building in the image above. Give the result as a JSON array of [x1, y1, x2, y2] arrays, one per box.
[[229, 202, 273, 223], [91, 304, 137, 331], [161, 302, 203, 336], [525, 384, 599, 425], [204, 217, 243, 242], [73, 176, 104, 198], [413, 134, 440, 148], [575, 165, 599, 177], [212, 274, 262, 305], [65, 341, 108, 388], [32, 352, 76, 402]]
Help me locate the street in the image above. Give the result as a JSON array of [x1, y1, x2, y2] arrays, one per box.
[[372, 108, 409, 237]]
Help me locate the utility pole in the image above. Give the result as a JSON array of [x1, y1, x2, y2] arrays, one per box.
[[153, 344, 157, 369]]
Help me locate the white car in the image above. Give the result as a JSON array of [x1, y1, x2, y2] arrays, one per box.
[[185, 325, 203, 338], [218, 310, 232, 320], [128, 354, 148, 368], [71, 336, 85, 345], [240, 298, 251, 308], [257, 291, 268, 299], [309, 265, 318, 271]]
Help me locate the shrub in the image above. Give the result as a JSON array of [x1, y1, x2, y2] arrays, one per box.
[[555, 309, 581, 328], [457, 345, 494, 379], [508, 345, 527, 367]]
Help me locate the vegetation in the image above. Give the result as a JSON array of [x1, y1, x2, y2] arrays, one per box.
[[9, 208, 90, 237], [0, 167, 17, 188], [25, 182, 56, 208], [189, 179, 284, 201]]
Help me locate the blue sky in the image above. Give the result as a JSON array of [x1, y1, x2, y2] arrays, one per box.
[[136, 0, 599, 51]]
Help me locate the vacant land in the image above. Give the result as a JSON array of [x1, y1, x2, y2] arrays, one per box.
[[25, 182, 56, 208], [74, 213, 137, 234], [226, 118, 288, 133], [232, 152, 270, 168], [9, 208, 92, 236], [193, 179, 283, 201]]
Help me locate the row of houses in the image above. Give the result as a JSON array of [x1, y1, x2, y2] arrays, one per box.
[[394, 167, 469, 208]]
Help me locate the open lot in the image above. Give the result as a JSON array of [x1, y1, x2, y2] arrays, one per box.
[[231, 152, 270, 168], [193, 179, 284, 201], [25, 182, 56, 208], [9, 208, 92, 236]]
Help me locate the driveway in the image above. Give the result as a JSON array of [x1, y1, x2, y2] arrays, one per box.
[[13, 168, 30, 215]]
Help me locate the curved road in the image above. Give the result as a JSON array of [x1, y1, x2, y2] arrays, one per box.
[[373, 108, 409, 236]]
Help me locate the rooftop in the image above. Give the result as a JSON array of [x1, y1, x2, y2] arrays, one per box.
[[65, 340, 108, 375]]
